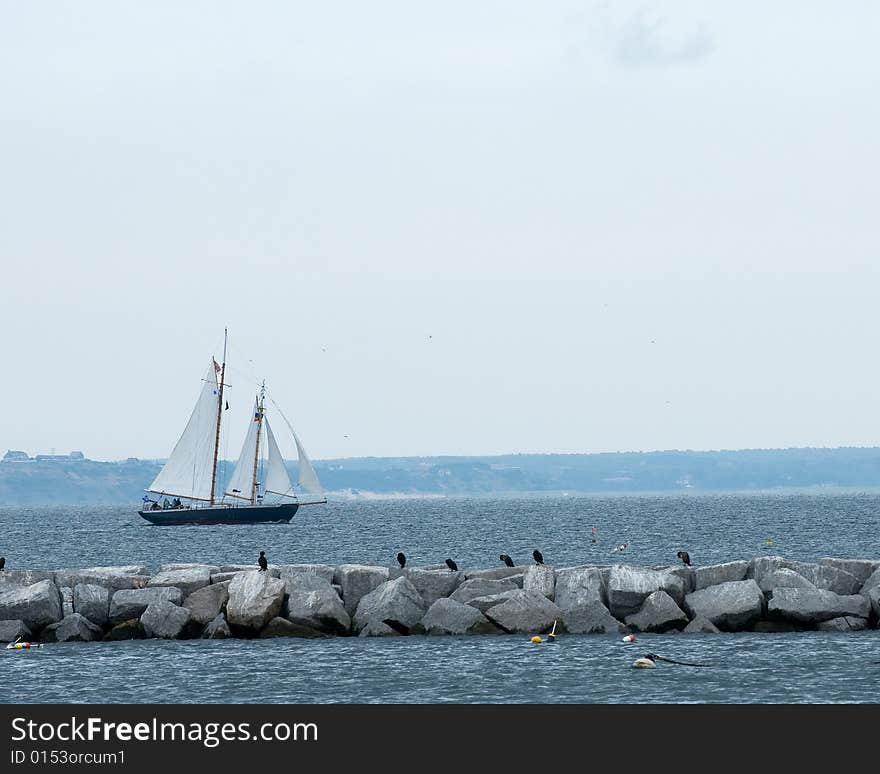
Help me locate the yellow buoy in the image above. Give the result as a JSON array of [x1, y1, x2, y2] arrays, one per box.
[[531, 636, 543, 643]]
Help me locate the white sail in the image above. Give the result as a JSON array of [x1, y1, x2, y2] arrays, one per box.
[[263, 417, 295, 498], [224, 400, 262, 501], [148, 362, 220, 502], [293, 428, 323, 495]]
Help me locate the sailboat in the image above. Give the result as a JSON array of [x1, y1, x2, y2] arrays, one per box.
[[138, 331, 326, 525]]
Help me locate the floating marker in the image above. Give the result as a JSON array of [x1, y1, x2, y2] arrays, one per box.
[[530, 636, 543, 644], [622, 633, 636, 643]]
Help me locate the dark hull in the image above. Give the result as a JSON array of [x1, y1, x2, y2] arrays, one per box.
[[138, 502, 299, 526]]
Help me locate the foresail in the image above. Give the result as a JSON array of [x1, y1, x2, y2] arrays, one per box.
[[148, 362, 219, 501], [293, 428, 323, 495], [224, 400, 262, 501], [263, 418, 295, 498]]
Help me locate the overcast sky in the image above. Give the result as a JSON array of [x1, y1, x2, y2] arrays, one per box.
[[2, 1, 879, 462]]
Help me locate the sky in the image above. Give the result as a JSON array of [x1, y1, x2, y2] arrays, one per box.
[[1, 1, 879, 462]]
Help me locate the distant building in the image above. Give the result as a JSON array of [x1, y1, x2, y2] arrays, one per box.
[[2, 450, 29, 461], [34, 451, 87, 462]]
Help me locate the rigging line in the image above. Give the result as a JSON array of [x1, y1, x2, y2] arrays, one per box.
[[650, 654, 711, 667]]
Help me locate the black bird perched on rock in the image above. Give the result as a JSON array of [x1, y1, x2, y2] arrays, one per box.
[[676, 550, 691, 567], [499, 553, 515, 567], [445, 558, 458, 572], [396, 552, 406, 568], [258, 551, 268, 572], [533, 549, 544, 565], [0, 556, 5, 571]]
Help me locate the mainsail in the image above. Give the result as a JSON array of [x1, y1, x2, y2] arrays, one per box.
[[263, 418, 295, 498], [147, 362, 220, 502]]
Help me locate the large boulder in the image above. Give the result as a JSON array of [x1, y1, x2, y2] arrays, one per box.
[[450, 578, 518, 605], [523, 565, 556, 599], [391, 568, 462, 608], [60, 586, 74, 617], [182, 582, 230, 626], [73, 584, 110, 627], [819, 558, 879, 586], [683, 616, 720, 634], [277, 564, 336, 585], [694, 561, 748, 591], [562, 601, 626, 634], [0, 570, 55, 591], [103, 618, 146, 641], [864, 586, 880, 619], [757, 568, 817, 597], [226, 571, 286, 632], [0, 619, 33, 642], [859, 568, 880, 596], [260, 617, 328, 638], [683, 580, 764, 631], [482, 589, 564, 634], [159, 563, 220, 574], [748, 556, 860, 596], [421, 598, 501, 635], [141, 600, 193, 639], [463, 567, 524, 584], [0, 579, 63, 631], [607, 565, 685, 618], [353, 576, 426, 634], [42, 613, 103, 642], [333, 565, 390, 616], [202, 613, 232, 639], [625, 590, 689, 633], [54, 566, 151, 591], [554, 567, 607, 610], [816, 616, 870, 632], [109, 587, 183, 625], [767, 588, 871, 624], [148, 567, 212, 597], [283, 573, 350, 635], [467, 590, 521, 614]]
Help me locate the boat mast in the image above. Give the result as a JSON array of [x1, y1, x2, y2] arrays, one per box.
[[249, 381, 266, 504], [209, 328, 228, 505]]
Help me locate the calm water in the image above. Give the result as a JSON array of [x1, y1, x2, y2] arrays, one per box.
[[1, 493, 878, 704]]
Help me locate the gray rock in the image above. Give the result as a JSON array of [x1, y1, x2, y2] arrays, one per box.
[[0, 570, 55, 592], [467, 590, 521, 614], [109, 587, 183, 625], [747, 555, 796, 585], [218, 563, 280, 578], [277, 564, 336, 585], [694, 561, 748, 591], [758, 568, 817, 597], [141, 600, 193, 639], [353, 576, 426, 633], [463, 567, 524, 584], [816, 616, 870, 632], [554, 567, 607, 610], [209, 572, 242, 584], [682, 616, 720, 634], [182, 582, 230, 626], [450, 578, 518, 605], [819, 558, 879, 586], [60, 586, 74, 617], [625, 590, 689, 633], [0, 579, 63, 631], [482, 589, 564, 634], [226, 571, 286, 631], [54, 566, 151, 591], [562, 601, 626, 634], [523, 565, 556, 599], [202, 613, 231, 640], [390, 568, 462, 607], [333, 565, 390, 616], [796, 563, 862, 596], [159, 563, 220, 574], [683, 579, 764, 631], [358, 620, 399, 637], [661, 565, 696, 595], [752, 620, 798, 633], [260, 617, 328, 638], [865, 586, 880, 618], [767, 587, 871, 623], [421, 598, 501, 635], [73, 584, 110, 627], [0, 619, 33, 642], [103, 618, 146, 641], [148, 567, 212, 597], [607, 565, 685, 618], [860, 568, 880, 595], [283, 573, 350, 635], [42, 613, 103, 642]]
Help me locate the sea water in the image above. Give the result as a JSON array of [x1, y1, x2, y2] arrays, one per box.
[[1, 492, 878, 704]]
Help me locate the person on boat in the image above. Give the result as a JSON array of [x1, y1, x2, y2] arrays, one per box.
[[172, 497, 181, 508], [151, 501, 161, 511], [258, 551, 268, 572], [163, 498, 171, 509]]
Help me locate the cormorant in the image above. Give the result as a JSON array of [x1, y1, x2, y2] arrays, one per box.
[[499, 553, 515, 567], [258, 551, 268, 572], [396, 552, 406, 568], [0, 557, 5, 571], [532, 549, 544, 565], [445, 558, 458, 572], [676, 550, 691, 566]]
